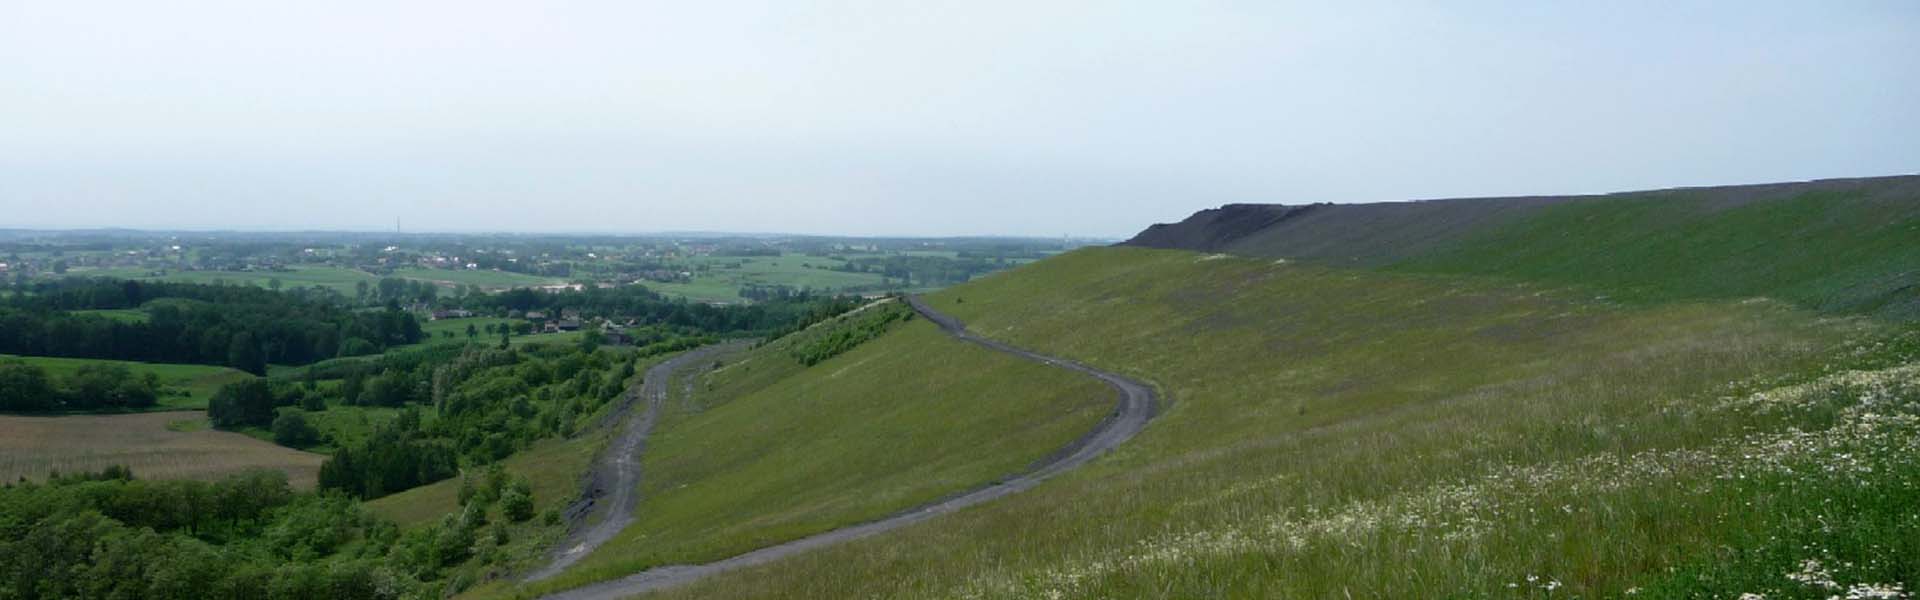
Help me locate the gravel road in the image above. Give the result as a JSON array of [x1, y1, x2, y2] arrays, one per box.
[[524, 341, 754, 582], [538, 297, 1157, 599]]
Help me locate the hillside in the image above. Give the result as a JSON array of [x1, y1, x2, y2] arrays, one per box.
[[469, 177, 1920, 599], [1124, 175, 1920, 317], [609, 246, 1911, 599], [493, 301, 1112, 598]]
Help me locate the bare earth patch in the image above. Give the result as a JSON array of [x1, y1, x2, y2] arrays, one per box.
[[0, 412, 325, 488]]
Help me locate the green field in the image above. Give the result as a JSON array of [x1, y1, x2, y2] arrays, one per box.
[[643, 255, 891, 303], [70, 265, 379, 296], [72, 308, 149, 323], [240, 399, 415, 454], [536, 245, 1917, 600], [0, 354, 255, 411], [507, 303, 1111, 597], [406, 317, 529, 350], [390, 267, 565, 290]]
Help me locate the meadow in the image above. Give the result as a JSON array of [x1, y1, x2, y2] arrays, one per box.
[[72, 265, 380, 296], [594, 247, 1914, 599], [71, 308, 149, 323], [366, 434, 601, 529], [390, 267, 565, 290], [0, 411, 325, 487], [642, 255, 890, 303], [407, 317, 530, 349], [1392, 187, 1920, 317], [506, 302, 1111, 598], [0, 354, 254, 410]]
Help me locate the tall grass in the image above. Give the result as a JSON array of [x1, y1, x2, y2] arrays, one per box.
[[629, 247, 1909, 599], [1391, 190, 1920, 318]]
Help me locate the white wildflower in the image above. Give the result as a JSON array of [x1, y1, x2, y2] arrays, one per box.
[[1841, 582, 1909, 599]]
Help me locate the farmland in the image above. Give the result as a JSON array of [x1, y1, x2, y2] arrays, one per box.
[[390, 267, 565, 290], [66, 264, 560, 296], [0, 354, 254, 410], [639, 255, 891, 303], [0, 411, 325, 487]]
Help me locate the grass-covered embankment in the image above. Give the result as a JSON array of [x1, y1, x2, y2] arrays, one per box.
[[509, 300, 1111, 597], [631, 246, 1915, 599], [1392, 186, 1920, 317]]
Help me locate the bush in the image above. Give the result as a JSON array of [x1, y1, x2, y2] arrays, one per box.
[[209, 379, 275, 429], [500, 488, 534, 523], [336, 337, 378, 358], [298, 391, 327, 412], [272, 411, 320, 448], [0, 360, 56, 411]]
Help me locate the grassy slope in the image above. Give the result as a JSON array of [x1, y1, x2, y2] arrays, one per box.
[[629, 247, 1913, 599], [366, 434, 602, 529], [512, 306, 1110, 597], [1391, 188, 1920, 317], [0, 354, 254, 411]]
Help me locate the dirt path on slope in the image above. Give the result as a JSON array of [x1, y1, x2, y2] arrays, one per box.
[[539, 296, 1158, 599], [525, 341, 755, 582]]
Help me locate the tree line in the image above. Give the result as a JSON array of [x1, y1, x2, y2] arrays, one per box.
[[0, 279, 425, 373], [475, 285, 844, 334], [0, 360, 161, 412]]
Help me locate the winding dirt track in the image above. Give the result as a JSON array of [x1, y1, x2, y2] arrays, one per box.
[[537, 297, 1158, 599], [525, 341, 755, 583]]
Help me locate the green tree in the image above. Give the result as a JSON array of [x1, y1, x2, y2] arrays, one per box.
[[340, 369, 365, 406], [500, 488, 534, 522], [272, 412, 319, 447], [0, 360, 55, 411], [227, 331, 266, 375], [337, 337, 377, 357], [299, 390, 326, 412], [208, 379, 275, 429]]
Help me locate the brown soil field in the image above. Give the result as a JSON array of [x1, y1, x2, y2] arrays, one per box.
[[0, 412, 325, 488]]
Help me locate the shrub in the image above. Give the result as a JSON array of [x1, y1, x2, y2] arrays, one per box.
[[272, 411, 320, 448]]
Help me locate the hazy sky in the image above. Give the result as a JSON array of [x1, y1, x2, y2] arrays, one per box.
[[3, 2, 1916, 237]]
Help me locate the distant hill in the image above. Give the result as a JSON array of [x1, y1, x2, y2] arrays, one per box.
[[1123, 175, 1920, 317]]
